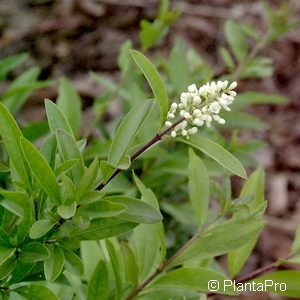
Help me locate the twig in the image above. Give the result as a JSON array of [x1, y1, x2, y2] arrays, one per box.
[[96, 118, 184, 191]]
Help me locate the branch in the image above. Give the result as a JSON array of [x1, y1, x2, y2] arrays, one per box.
[[96, 117, 184, 191]]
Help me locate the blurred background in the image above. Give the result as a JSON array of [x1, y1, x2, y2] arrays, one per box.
[[0, 0, 300, 299]]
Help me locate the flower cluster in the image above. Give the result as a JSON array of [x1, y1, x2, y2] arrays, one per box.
[[165, 80, 237, 139]]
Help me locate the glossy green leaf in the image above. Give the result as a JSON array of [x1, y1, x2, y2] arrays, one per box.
[[56, 129, 85, 184], [57, 78, 82, 137], [108, 99, 154, 168], [151, 267, 237, 295], [130, 50, 168, 125], [44, 244, 65, 281], [13, 284, 58, 300], [0, 190, 29, 217], [45, 99, 74, 137], [40, 134, 57, 169], [103, 196, 163, 224], [252, 271, 300, 298], [20, 137, 61, 205], [54, 159, 79, 177], [87, 260, 109, 300], [29, 219, 56, 239], [179, 135, 247, 179], [224, 19, 248, 62], [57, 202, 77, 219], [0, 256, 16, 280], [0, 248, 15, 265], [0, 102, 30, 188], [69, 217, 137, 240], [77, 200, 126, 218], [188, 149, 209, 227], [20, 242, 50, 263]]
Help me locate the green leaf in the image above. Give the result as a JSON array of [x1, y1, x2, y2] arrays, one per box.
[[102, 196, 163, 224], [130, 50, 168, 125], [77, 200, 126, 218], [224, 19, 248, 62], [44, 244, 65, 281], [13, 284, 58, 300], [291, 225, 300, 255], [169, 38, 190, 93], [2, 67, 41, 115], [179, 135, 247, 179], [0, 248, 15, 265], [108, 99, 154, 168], [0, 102, 30, 188], [0, 53, 28, 80], [45, 99, 74, 137], [219, 47, 235, 71], [151, 267, 237, 295], [20, 242, 50, 263], [252, 271, 300, 298], [0, 229, 11, 248], [87, 260, 109, 300], [0, 161, 10, 173], [57, 202, 77, 219], [40, 134, 57, 169], [54, 159, 79, 177], [69, 217, 137, 240], [172, 217, 265, 266], [62, 247, 84, 277], [29, 219, 56, 239], [233, 92, 288, 109], [57, 78, 82, 138], [0, 190, 29, 217], [118, 39, 133, 74], [22, 121, 49, 142], [188, 149, 209, 227], [20, 137, 61, 205], [0, 256, 16, 280], [241, 57, 274, 79], [77, 157, 99, 199], [56, 129, 85, 184]]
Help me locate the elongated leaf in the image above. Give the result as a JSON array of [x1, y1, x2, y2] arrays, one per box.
[[2, 67, 41, 115], [21, 137, 61, 205], [40, 134, 57, 169], [103, 196, 163, 224], [130, 50, 168, 125], [0, 190, 29, 217], [29, 219, 56, 239], [13, 285, 58, 300], [57, 78, 82, 137], [44, 244, 65, 281], [252, 271, 300, 298], [188, 149, 209, 227], [69, 217, 137, 240], [63, 247, 84, 277], [219, 47, 235, 70], [57, 202, 77, 219], [108, 99, 154, 168], [54, 159, 79, 177], [151, 267, 236, 295], [0, 248, 15, 265], [87, 260, 109, 300], [169, 39, 190, 93], [224, 20, 248, 62], [77, 157, 99, 199], [179, 136, 247, 179], [45, 99, 73, 137], [0, 103, 30, 188], [56, 129, 85, 184], [0, 53, 28, 80], [172, 217, 265, 266], [20, 242, 50, 263], [0, 256, 16, 280], [77, 200, 126, 218]]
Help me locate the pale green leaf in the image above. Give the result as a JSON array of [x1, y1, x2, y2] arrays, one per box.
[[44, 244, 65, 281], [29, 219, 56, 239]]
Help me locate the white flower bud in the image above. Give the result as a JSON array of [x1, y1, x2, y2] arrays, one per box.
[[193, 95, 201, 104], [218, 118, 226, 124], [212, 115, 220, 121], [193, 118, 204, 126], [216, 80, 223, 91], [188, 84, 197, 93], [181, 120, 188, 129], [188, 127, 198, 134], [165, 121, 172, 127], [180, 110, 186, 117], [184, 112, 192, 119], [228, 81, 237, 90], [178, 103, 184, 109], [181, 130, 188, 136], [229, 91, 237, 97], [171, 131, 177, 138], [222, 80, 228, 90], [171, 103, 178, 110], [168, 112, 175, 119]]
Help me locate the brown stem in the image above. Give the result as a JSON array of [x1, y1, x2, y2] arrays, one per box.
[[96, 118, 184, 191]]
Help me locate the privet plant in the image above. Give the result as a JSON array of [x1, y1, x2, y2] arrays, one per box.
[[1, 1, 300, 300]]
